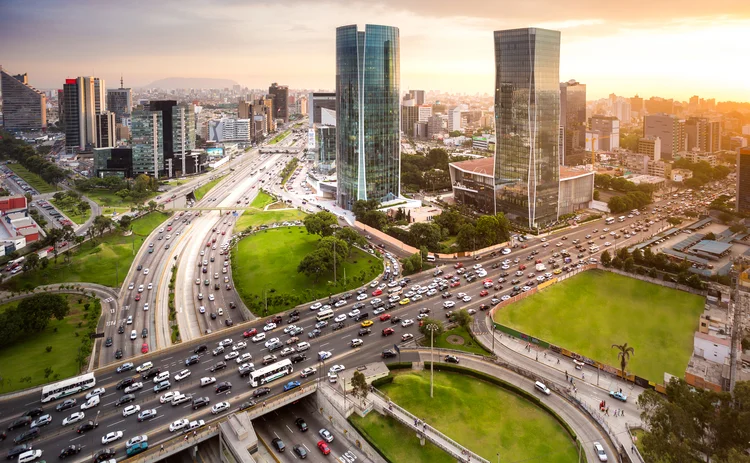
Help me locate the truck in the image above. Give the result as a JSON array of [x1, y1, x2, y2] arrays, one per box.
[[535, 263, 546, 272]]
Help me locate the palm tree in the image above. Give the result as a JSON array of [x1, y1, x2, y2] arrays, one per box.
[[611, 343, 635, 380]]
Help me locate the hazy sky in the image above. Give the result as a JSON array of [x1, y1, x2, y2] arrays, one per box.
[[1, 0, 749, 101]]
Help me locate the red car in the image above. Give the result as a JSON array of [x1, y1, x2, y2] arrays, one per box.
[[454, 263, 464, 269], [372, 288, 382, 297], [379, 313, 391, 322], [167, 226, 172, 232], [483, 278, 493, 284], [134, 293, 141, 301], [479, 290, 489, 297], [450, 281, 461, 288], [206, 242, 211, 247], [243, 328, 258, 338], [317, 441, 331, 455], [519, 264, 526, 270], [221, 231, 226, 235], [382, 327, 395, 336], [141, 343, 149, 354]]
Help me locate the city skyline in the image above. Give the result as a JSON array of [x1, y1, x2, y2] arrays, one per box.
[[1, 0, 748, 101]]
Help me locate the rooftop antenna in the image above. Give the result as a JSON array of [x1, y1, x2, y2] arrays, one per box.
[[120, 74, 124, 89]]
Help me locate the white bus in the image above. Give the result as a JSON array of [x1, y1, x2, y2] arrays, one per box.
[[589, 245, 600, 253], [41, 373, 96, 403], [316, 308, 334, 322], [618, 216, 626, 222], [605, 217, 615, 225], [249, 359, 293, 388]]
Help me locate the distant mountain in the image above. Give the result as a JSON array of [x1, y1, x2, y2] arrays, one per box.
[[141, 77, 240, 90]]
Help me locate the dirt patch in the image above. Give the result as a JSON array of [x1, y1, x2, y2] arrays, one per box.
[[446, 335, 465, 345]]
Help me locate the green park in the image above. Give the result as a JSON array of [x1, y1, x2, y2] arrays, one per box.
[[0, 212, 168, 291], [494, 269, 704, 381], [234, 190, 307, 230], [7, 162, 58, 193], [352, 370, 579, 462]]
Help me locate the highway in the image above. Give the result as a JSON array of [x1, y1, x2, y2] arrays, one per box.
[[0, 210, 641, 462]]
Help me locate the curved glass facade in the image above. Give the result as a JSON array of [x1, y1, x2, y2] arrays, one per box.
[[336, 24, 401, 210], [493, 28, 560, 228]]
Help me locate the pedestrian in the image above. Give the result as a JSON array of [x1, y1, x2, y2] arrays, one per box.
[[544, 352, 547, 358], [414, 418, 418, 426], [631, 444, 635, 454], [620, 388, 623, 394], [423, 423, 427, 432], [160, 444, 164, 453], [557, 358, 560, 364], [582, 373, 585, 380], [194, 430, 197, 438], [565, 371, 568, 380], [184, 435, 188, 442], [605, 407, 609, 416]]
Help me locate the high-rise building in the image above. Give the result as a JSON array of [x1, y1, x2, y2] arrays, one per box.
[[401, 105, 418, 137], [268, 83, 289, 123], [406, 90, 425, 105], [589, 115, 620, 151], [418, 104, 432, 123], [737, 148, 750, 214], [62, 76, 106, 151], [149, 100, 177, 164], [262, 97, 276, 132], [630, 95, 644, 116], [559, 79, 586, 165], [316, 125, 337, 173], [94, 147, 133, 178], [171, 104, 196, 177], [106, 86, 132, 124], [62, 79, 83, 150], [685, 117, 721, 153], [427, 115, 443, 138], [336, 24, 401, 210], [96, 112, 116, 148], [493, 27, 561, 228], [131, 109, 163, 178], [308, 93, 336, 126], [644, 113, 686, 159], [93, 78, 106, 114], [447, 107, 464, 132], [638, 136, 661, 161], [0, 67, 47, 131]]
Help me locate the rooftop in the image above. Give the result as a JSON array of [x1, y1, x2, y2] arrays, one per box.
[[560, 166, 595, 180], [691, 240, 733, 256], [449, 157, 494, 176]]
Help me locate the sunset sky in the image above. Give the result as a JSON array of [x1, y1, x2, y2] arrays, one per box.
[[1, 0, 748, 101]]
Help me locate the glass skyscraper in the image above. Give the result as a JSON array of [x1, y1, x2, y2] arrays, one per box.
[[493, 28, 561, 228], [336, 24, 401, 210]]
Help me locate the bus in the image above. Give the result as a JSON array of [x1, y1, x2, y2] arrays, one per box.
[[618, 216, 626, 222], [249, 359, 293, 388], [605, 217, 615, 225], [41, 373, 96, 403], [316, 308, 334, 322], [589, 245, 600, 253]]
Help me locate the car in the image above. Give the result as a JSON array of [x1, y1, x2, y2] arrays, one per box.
[[153, 379, 171, 393], [169, 419, 189, 432], [264, 322, 277, 331], [333, 314, 346, 323], [534, 381, 551, 395], [444, 354, 459, 364], [317, 440, 331, 455], [318, 350, 332, 360], [141, 343, 149, 354], [174, 369, 191, 381], [143, 268, 149, 275], [329, 364, 345, 375], [253, 387, 271, 398], [399, 297, 410, 305], [59, 444, 82, 459], [216, 381, 232, 393], [101, 431, 124, 445], [200, 376, 217, 386], [294, 417, 308, 432], [300, 367, 317, 378], [462, 295, 472, 302], [382, 349, 397, 358], [81, 395, 100, 410], [382, 327, 395, 336], [272, 437, 286, 452], [356, 318, 374, 327], [280, 347, 295, 357], [30, 414, 52, 428], [250, 332, 266, 343], [296, 341, 310, 351], [243, 328, 258, 338], [264, 337, 280, 348], [283, 380, 301, 392], [137, 409, 157, 422], [401, 333, 414, 342], [92, 448, 116, 462], [350, 338, 363, 347], [76, 420, 98, 434], [56, 399, 77, 411], [401, 319, 414, 327], [609, 391, 627, 402], [126, 435, 148, 448], [124, 382, 143, 394], [593, 442, 608, 461], [192, 397, 210, 410]]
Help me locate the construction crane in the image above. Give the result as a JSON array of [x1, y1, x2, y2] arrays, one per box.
[[585, 133, 612, 168]]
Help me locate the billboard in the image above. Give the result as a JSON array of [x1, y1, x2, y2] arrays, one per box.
[[206, 147, 224, 158], [307, 129, 316, 150]]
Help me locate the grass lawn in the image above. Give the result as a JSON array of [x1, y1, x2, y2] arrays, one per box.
[[49, 199, 91, 225], [426, 325, 491, 356], [250, 190, 276, 209], [81, 189, 155, 216], [194, 175, 225, 201], [0, 294, 93, 393], [380, 371, 579, 462], [494, 270, 704, 381], [0, 212, 169, 291], [234, 209, 307, 230], [232, 228, 382, 314], [350, 413, 453, 463], [269, 130, 291, 145], [7, 162, 57, 193]]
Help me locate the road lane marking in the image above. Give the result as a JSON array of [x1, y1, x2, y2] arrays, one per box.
[[107, 419, 125, 427]]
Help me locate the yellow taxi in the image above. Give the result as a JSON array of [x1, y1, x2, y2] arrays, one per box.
[[553, 269, 563, 275], [399, 298, 410, 305], [360, 319, 374, 327]]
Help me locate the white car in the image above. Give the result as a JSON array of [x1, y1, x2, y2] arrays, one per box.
[[296, 341, 310, 351], [124, 382, 143, 393], [251, 333, 266, 343], [443, 301, 455, 309], [264, 338, 280, 348], [416, 313, 428, 320], [160, 391, 178, 404], [412, 294, 423, 301], [62, 412, 85, 426], [200, 376, 217, 386], [593, 442, 608, 462], [174, 369, 191, 381], [310, 302, 322, 311], [224, 351, 239, 361], [334, 314, 347, 323], [283, 325, 299, 334], [334, 299, 347, 307], [208, 294, 215, 301], [128, 282, 135, 290], [126, 435, 148, 448], [457, 292, 467, 299], [347, 309, 360, 318], [235, 353, 252, 364], [219, 338, 233, 347], [211, 401, 230, 415], [318, 351, 332, 360], [101, 430, 124, 445], [169, 419, 189, 432], [143, 302, 149, 311], [263, 322, 277, 332], [501, 295, 511, 301], [401, 319, 414, 327], [319, 428, 334, 442], [370, 298, 382, 305], [86, 388, 105, 400], [462, 296, 472, 302], [232, 341, 247, 351], [81, 395, 100, 410], [143, 268, 149, 275], [199, 306, 206, 314], [350, 338, 363, 347], [373, 307, 385, 315], [147, 283, 153, 290], [300, 367, 317, 378], [604, 242, 612, 246], [329, 364, 345, 375], [136, 362, 153, 373], [356, 293, 367, 301], [122, 405, 140, 417], [217, 307, 224, 316]]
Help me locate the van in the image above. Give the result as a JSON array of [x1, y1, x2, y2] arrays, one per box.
[[426, 255, 436, 262], [534, 381, 551, 396], [17, 449, 43, 463], [171, 393, 191, 406], [153, 371, 170, 383], [267, 341, 283, 352]]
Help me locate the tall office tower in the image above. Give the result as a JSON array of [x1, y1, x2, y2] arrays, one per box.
[[131, 109, 163, 178], [0, 67, 47, 131], [418, 104, 432, 123], [238, 99, 252, 119], [644, 113, 686, 159], [93, 78, 106, 114], [316, 125, 337, 173], [685, 117, 722, 153], [401, 104, 418, 137], [149, 101, 177, 167], [262, 97, 276, 132], [308, 93, 336, 126], [493, 27, 561, 228], [172, 104, 196, 176], [107, 85, 132, 123], [737, 148, 750, 214], [335, 24, 401, 210], [559, 79, 586, 165], [268, 83, 289, 123], [96, 112, 116, 148], [57, 89, 65, 129], [630, 95, 644, 116], [427, 115, 443, 138], [638, 136, 661, 161], [447, 107, 464, 132], [589, 115, 620, 151], [79, 77, 97, 147], [406, 90, 425, 106], [63, 79, 83, 150]]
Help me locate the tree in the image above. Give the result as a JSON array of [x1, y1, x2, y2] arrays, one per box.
[[408, 222, 442, 251], [593, 190, 600, 201], [303, 212, 337, 236], [350, 371, 369, 406], [600, 250, 612, 267], [118, 215, 132, 232], [23, 252, 40, 271], [452, 309, 472, 328], [297, 249, 332, 283], [333, 227, 366, 255], [418, 318, 444, 338], [76, 200, 91, 218], [611, 342, 634, 380], [456, 223, 478, 251], [147, 200, 158, 212], [401, 252, 424, 275], [718, 212, 734, 224], [433, 210, 465, 236], [317, 236, 349, 266], [623, 257, 635, 272]]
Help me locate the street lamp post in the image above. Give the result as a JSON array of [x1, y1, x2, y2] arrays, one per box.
[[330, 225, 340, 284], [426, 323, 439, 399], [491, 324, 496, 352]]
